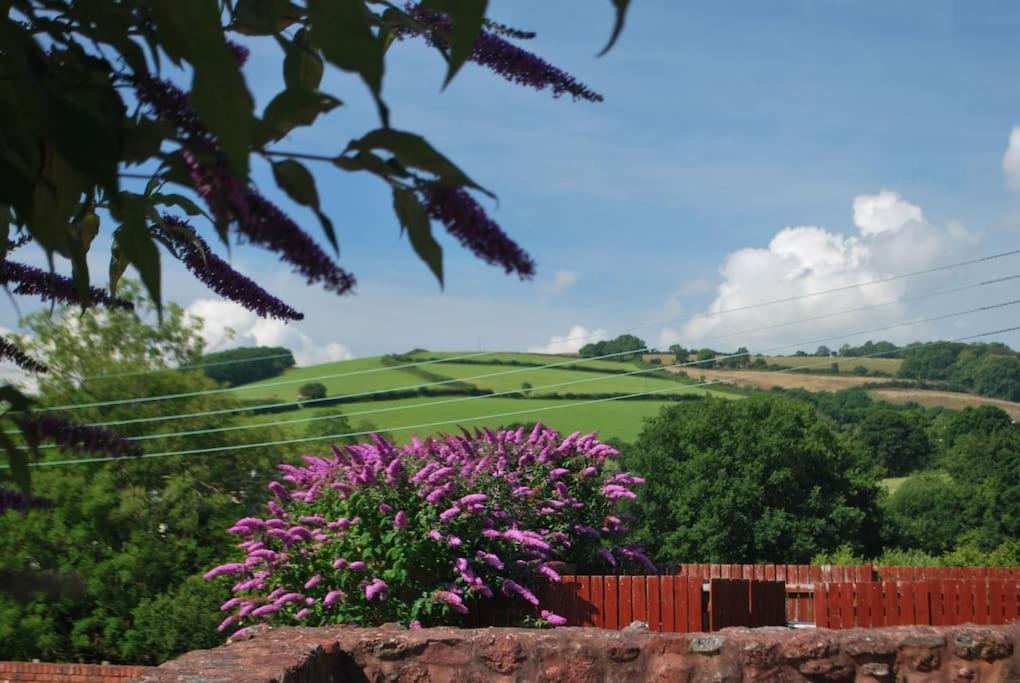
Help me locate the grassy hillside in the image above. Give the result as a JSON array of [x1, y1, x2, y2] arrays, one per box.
[[223, 350, 744, 446], [761, 355, 902, 373]]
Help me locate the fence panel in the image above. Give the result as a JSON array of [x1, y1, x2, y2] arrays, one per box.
[[710, 579, 750, 630], [604, 575, 619, 630]]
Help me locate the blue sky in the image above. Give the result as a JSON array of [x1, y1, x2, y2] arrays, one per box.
[[7, 1, 1020, 364]]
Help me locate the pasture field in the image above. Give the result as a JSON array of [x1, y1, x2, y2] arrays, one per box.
[[404, 350, 645, 372], [668, 367, 891, 392], [869, 388, 1020, 420], [760, 355, 903, 373], [428, 362, 734, 398], [236, 356, 429, 400], [254, 395, 693, 449]]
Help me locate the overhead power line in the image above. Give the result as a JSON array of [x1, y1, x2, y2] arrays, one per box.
[[14, 249, 1020, 417], [8, 315, 1018, 469]]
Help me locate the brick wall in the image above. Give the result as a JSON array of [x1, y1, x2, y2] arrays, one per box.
[[138, 623, 1020, 682], [0, 662, 154, 683]]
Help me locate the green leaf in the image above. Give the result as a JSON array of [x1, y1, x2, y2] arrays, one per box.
[[123, 117, 173, 165], [151, 193, 206, 218], [111, 194, 161, 316], [28, 146, 85, 258], [262, 89, 342, 141], [272, 159, 319, 208], [67, 212, 99, 307], [600, 0, 631, 56], [232, 0, 303, 35], [271, 159, 337, 251], [151, 0, 254, 179], [424, 0, 488, 86], [282, 29, 324, 91], [307, 0, 386, 103], [393, 187, 443, 286], [348, 129, 491, 196]]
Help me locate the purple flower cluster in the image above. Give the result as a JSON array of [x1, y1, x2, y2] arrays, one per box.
[[208, 426, 649, 636], [0, 336, 47, 373], [155, 216, 303, 321], [418, 185, 535, 278], [0, 487, 51, 515], [133, 76, 356, 300], [0, 260, 133, 311], [402, 6, 602, 102], [186, 154, 356, 296], [15, 414, 142, 458], [227, 41, 250, 68]]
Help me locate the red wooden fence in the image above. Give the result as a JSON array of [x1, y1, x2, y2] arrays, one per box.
[[539, 575, 705, 631], [814, 579, 1020, 628]]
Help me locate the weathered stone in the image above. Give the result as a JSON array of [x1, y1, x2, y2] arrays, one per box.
[[607, 642, 641, 663], [857, 661, 890, 678], [135, 624, 1020, 683], [691, 635, 726, 654], [955, 628, 1015, 661], [478, 637, 526, 674]]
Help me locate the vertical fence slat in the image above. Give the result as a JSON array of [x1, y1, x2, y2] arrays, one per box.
[[989, 579, 1005, 625], [813, 582, 827, 628], [900, 580, 916, 626], [973, 579, 989, 625], [604, 575, 619, 630], [648, 576, 661, 631], [577, 576, 593, 627], [675, 576, 689, 633], [590, 576, 604, 628], [882, 581, 898, 626], [689, 577, 703, 633], [618, 576, 632, 627], [632, 573, 647, 625], [661, 574, 675, 632]]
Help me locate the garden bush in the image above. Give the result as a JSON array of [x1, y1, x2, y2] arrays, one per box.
[[206, 425, 648, 638]]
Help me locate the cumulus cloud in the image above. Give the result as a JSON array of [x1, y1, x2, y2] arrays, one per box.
[[186, 299, 353, 366], [1004, 126, 1020, 191], [528, 324, 608, 354], [539, 270, 579, 295], [661, 190, 978, 351]]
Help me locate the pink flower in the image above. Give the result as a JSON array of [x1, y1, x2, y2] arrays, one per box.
[[364, 578, 388, 601], [541, 610, 567, 626], [434, 590, 468, 614], [333, 558, 348, 569], [439, 506, 461, 522], [349, 561, 367, 571], [217, 615, 236, 632], [295, 608, 311, 619], [457, 493, 488, 506], [304, 575, 322, 590], [394, 510, 408, 530], [409, 620, 423, 630], [428, 530, 444, 542], [204, 563, 245, 580], [324, 590, 346, 607]]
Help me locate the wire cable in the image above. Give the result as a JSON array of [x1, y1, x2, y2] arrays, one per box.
[[15, 248, 1020, 416]]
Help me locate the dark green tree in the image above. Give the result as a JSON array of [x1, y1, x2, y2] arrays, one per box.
[[622, 395, 882, 563], [298, 382, 328, 401], [854, 411, 935, 476], [200, 347, 295, 386], [941, 429, 1020, 549], [882, 474, 970, 555]]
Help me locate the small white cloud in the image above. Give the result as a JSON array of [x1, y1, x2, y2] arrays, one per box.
[[1004, 126, 1020, 191], [528, 324, 607, 354], [539, 270, 579, 295], [852, 190, 923, 236], [186, 299, 353, 366]]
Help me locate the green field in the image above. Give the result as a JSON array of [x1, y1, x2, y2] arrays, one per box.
[[220, 350, 749, 448], [247, 395, 687, 447], [762, 355, 902, 373]]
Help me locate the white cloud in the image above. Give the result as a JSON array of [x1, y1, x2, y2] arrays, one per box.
[[539, 270, 579, 295], [1004, 126, 1020, 191], [852, 190, 923, 236], [528, 324, 608, 354], [661, 190, 978, 351], [186, 299, 353, 366]]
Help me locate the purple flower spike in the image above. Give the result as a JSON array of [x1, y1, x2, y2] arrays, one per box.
[[418, 185, 535, 279], [0, 260, 133, 311], [156, 216, 303, 320], [394, 510, 408, 530], [364, 578, 388, 601], [541, 610, 568, 626], [0, 336, 47, 373], [14, 415, 142, 458]]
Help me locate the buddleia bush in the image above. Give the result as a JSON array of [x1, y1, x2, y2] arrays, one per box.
[[206, 425, 650, 638]]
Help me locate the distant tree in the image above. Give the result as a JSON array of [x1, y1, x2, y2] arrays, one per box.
[[853, 365, 868, 376], [298, 382, 327, 401], [930, 406, 1014, 451], [750, 357, 768, 370], [882, 474, 970, 555], [669, 345, 688, 362], [831, 363, 840, 373], [200, 346, 295, 386], [622, 396, 882, 563], [521, 381, 534, 396], [941, 429, 1020, 549], [855, 411, 935, 476], [970, 354, 1020, 402], [838, 343, 852, 357], [816, 345, 832, 357], [717, 347, 750, 370], [303, 412, 355, 444], [578, 334, 647, 360], [695, 348, 716, 369], [794, 350, 808, 357]]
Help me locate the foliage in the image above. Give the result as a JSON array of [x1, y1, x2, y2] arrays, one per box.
[[882, 473, 968, 554], [815, 539, 1020, 567], [200, 347, 295, 386], [208, 426, 647, 635], [898, 341, 1020, 401], [837, 340, 899, 357], [622, 395, 883, 563], [578, 334, 647, 360], [854, 410, 935, 477], [0, 288, 285, 663], [0, 0, 631, 479], [298, 382, 328, 401]]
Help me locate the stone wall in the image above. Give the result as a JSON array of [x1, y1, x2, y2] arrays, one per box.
[[0, 661, 153, 683], [139, 623, 1020, 682]]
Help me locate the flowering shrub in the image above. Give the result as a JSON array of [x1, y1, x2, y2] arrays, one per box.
[[206, 424, 649, 638]]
